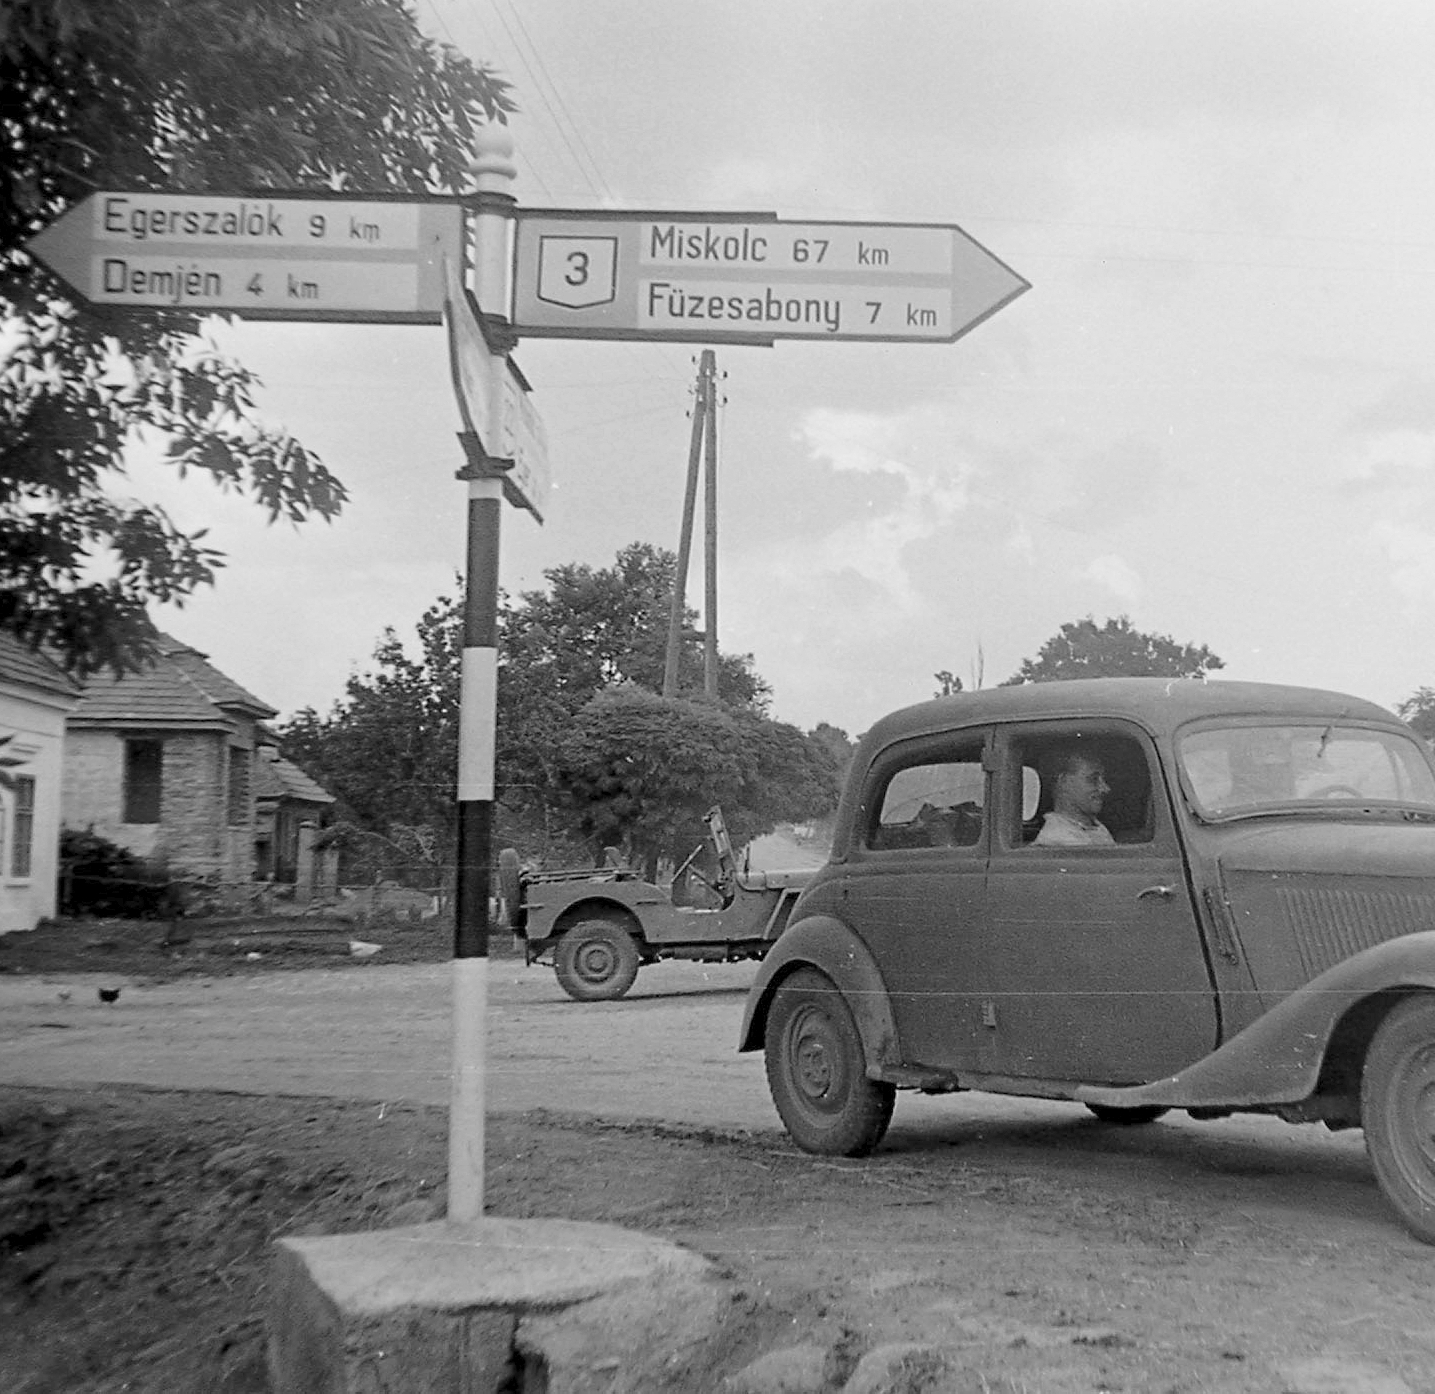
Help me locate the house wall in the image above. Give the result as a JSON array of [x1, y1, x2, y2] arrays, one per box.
[[1, 686, 71, 934], [62, 722, 261, 885]]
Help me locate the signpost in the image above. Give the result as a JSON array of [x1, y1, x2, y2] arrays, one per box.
[[24, 139, 1027, 1227], [25, 190, 464, 324], [513, 209, 1030, 345]]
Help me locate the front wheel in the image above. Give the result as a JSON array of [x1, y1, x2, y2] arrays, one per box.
[[764, 968, 895, 1156], [1085, 1104, 1169, 1125], [1362, 994, 1435, 1244], [554, 919, 641, 1002]]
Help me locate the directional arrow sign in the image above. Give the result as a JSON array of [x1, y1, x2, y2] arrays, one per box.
[[513, 210, 1029, 345], [26, 191, 464, 324]]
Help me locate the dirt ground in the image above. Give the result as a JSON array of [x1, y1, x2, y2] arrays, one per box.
[[3, 920, 1434, 1394]]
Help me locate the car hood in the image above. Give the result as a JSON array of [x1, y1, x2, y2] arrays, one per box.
[[1211, 818, 1435, 999]]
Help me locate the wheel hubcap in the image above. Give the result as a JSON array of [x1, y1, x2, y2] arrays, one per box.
[[576, 942, 615, 981], [791, 1009, 839, 1107], [1394, 1043, 1435, 1181]]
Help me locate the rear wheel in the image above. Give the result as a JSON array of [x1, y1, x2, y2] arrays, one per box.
[[1362, 994, 1435, 1244], [1085, 1104, 1169, 1125], [554, 919, 641, 1001], [764, 968, 894, 1156]]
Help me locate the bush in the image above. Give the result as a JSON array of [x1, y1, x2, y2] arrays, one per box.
[[59, 828, 181, 918]]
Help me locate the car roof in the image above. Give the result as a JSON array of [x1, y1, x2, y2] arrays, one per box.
[[860, 678, 1402, 750]]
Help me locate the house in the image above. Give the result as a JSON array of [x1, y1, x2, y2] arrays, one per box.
[[61, 635, 280, 889], [0, 634, 81, 933], [254, 747, 335, 884]]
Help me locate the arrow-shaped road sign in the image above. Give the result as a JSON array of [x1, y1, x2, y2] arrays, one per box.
[[513, 210, 1030, 346], [26, 190, 464, 324]]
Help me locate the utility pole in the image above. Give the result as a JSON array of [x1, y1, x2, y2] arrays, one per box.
[[662, 350, 717, 697], [703, 356, 719, 699]]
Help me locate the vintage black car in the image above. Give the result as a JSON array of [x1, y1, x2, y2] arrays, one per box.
[[739, 678, 1435, 1243]]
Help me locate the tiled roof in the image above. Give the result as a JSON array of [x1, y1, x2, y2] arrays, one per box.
[[255, 752, 335, 805], [0, 632, 82, 699], [69, 634, 277, 729]]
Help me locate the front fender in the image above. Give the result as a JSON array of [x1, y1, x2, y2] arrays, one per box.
[[738, 915, 901, 1077], [1079, 930, 1435, 1110]]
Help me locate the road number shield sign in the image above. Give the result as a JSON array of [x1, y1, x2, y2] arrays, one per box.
[[535, 235, 618, 309]]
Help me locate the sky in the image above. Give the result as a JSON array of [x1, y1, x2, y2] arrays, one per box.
[[139, 0, 1435, 740]]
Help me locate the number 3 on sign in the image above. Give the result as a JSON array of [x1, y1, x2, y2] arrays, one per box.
[[535, 235, 618, 310]]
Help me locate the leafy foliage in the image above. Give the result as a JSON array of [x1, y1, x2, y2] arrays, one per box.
[[1398, 687, 1435, 743], [280, 544, 842, 869], [551, 687, 842, 868], [1, 0, 513, 674], [501, 542, 768, 712], [1004, 615, 1224, 685], [58, 825, 179, 917], [280, 592, 462, 839]]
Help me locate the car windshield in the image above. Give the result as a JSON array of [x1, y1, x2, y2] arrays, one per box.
[[1178, 722, 1435, 819]]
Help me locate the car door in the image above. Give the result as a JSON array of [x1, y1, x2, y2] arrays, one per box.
[[981, 719, 1219, 1084], [838, 727, 993, 1073]]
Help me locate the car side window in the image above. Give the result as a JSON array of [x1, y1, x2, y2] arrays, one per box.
[[1011, 729, 1156, 848], [868, 739, 986, 851]]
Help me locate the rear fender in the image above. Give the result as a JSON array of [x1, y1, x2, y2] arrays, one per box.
[[1078, 930, 1435, 1111], [738, 915, 901, 1077], [528, 896, 646, 951]]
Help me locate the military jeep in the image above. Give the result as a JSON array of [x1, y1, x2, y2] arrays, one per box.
[[500, 808, 812, 1001]]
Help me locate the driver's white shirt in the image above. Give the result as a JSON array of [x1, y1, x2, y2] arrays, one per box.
[[1035, 810, 1116, 846]]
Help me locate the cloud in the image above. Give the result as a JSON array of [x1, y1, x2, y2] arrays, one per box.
[[1079, 554, 1144, 608], [791, 405, 975, 611], [1340, 427, 1435, 488], [1369, 521, 1435, 606]]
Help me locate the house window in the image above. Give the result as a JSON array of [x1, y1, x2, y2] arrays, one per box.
[[124, 739, 162, 823], [10, 776, 35, 878], [228, 747, 250, 825]]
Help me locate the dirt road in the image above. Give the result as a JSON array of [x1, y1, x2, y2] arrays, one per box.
[[5, 958, 1435, 1392], [0, 957, 1385, 1185]]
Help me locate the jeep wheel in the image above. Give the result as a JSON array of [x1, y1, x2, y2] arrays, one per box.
[[764, 968, 895, 1156], [1085, 1104, 1169, 1125], [1362, 993, 1435, 1244], [554, 919, 641, 1002]]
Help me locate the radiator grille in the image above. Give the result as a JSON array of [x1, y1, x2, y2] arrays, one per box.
[[1278, 887, 1435, 978]]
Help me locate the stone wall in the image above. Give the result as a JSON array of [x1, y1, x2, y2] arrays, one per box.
[[62, 722, 261, 885]]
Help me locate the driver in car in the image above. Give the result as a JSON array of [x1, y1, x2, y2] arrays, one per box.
[[1036, 745, 1116, 847]]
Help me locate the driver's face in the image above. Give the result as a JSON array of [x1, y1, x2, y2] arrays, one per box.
[[1057, 757, 1110, 821]]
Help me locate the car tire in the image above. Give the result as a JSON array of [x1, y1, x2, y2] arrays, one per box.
[[497, 848, 523, 930], [1361, 993, 1435, 1244], [1084, 1104, 1169, 1125], [554, 918, 641, 1002], [764, 967, 895, 1157]]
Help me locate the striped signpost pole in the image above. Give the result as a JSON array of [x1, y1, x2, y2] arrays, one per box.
[[445, 126, 522, 1223]]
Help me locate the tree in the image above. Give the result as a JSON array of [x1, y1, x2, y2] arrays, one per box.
[[279, 544, 835, 867], [1004, 615, 1224, 685], [1398, 687, 1435, 743], [501, 541, 768, 714], [807, 721, 856, 776], [552, 687, 841, 871], [280, 592, 462, 839], [1, 0, 513, 674]]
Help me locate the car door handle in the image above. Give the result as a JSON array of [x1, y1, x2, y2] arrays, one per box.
[[1136, 884, 1174, 901]]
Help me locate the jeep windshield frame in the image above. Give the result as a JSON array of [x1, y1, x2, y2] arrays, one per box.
[[1176, 718, 1435, 824]]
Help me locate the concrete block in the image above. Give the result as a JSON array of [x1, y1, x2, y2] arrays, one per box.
[[268, 1215, 721, 1394]]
